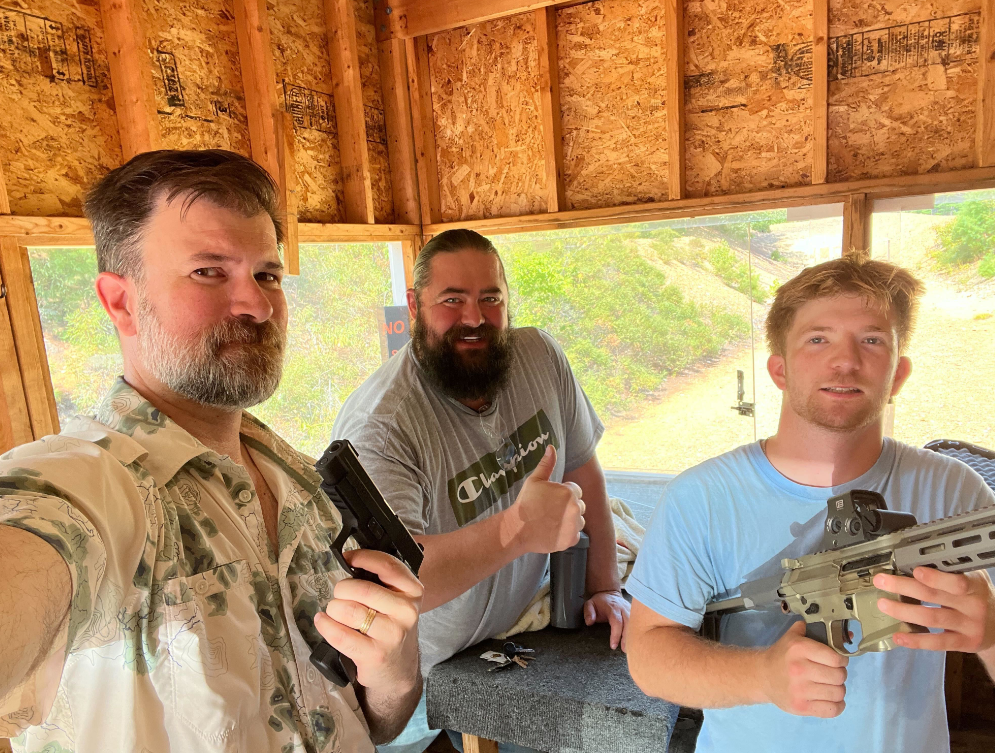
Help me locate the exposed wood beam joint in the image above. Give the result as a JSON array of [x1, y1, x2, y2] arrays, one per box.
[[978, 0, 995, 167], [665, 0, 685, 200], [0, 237, 59, 437], [99, 0, 162, 160], [327, 0, 377, 224], [378, 0, 591, 40], [812, 0, 829, 184], [843, 193, 871, 257], [234, 0, 300, 270], [536, 7, 566, 213], [406, 37, 442, 225]]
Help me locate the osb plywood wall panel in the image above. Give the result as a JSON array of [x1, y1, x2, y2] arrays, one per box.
[[557, 0, 670, 211], [827, 0, 979, 182], [0, 0, 122, 215], [356, 0, 393, 223], [684, 0, 813, 197], [144, 0, 250, 155], [429, 14, 546, 221], [269, 0, 344, 222]]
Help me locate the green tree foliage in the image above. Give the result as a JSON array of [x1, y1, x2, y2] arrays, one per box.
[[252, 243, 391, 456], [498, 235, 749, 417], [28, 244, 391, 454], [933, 201, 995, 269], [707, 242, 770, 304], [28, 248, 122, 422]]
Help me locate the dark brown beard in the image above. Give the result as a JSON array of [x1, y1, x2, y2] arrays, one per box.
[[411, 312, 515, 402]]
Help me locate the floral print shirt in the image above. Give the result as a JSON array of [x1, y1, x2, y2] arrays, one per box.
[[0, 379, 374, 753]]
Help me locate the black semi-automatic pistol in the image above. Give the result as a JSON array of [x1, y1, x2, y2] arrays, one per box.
[[309, 439, 424, 686]]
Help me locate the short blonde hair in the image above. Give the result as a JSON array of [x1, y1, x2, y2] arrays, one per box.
[[765, 256, 924, 356]]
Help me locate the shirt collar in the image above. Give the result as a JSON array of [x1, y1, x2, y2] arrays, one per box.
[[83, 377, 321, 493]]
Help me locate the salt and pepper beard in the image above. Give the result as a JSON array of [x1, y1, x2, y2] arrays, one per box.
[[136, 289, 286, 409], [411, 309, 515, 403]]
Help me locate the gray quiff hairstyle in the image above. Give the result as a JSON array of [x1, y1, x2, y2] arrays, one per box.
[[411, 228, 506, 298], [84, 149, 283, 280]]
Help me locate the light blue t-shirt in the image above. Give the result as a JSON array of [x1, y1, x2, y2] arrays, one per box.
[[627, 438, 995, 753]]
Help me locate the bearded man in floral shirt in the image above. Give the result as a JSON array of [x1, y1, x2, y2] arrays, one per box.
[[0, 149, 423, 753]]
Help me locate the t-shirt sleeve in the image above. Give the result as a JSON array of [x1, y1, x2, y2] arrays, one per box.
[[536, 329, 604, 473], [336, 419, 431, 536], [626, 478, 718, 630]]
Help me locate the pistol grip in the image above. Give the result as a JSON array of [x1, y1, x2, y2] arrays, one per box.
[[804, 620, 829, 645], [309, 641, 358, 687]]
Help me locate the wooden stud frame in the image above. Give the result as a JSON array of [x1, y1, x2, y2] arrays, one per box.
[[536, 7, 566, 213], [812, 0, 829, 184], [233, 0, 301, 272], [843, 193, 871, 257], [0, 237, 59, 438], [99, 0, 162, 160], [665, 0, 685, 200], [0, 152, 10, 215], [979, 0, 995, 168], [326, 0, 377, 224], [406, 36, 442, 226], [378, 36, 422, 224], [0, 262, 32, 451]]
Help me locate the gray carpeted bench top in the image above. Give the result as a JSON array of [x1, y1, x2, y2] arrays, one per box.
[[426, 623, 702, 753]]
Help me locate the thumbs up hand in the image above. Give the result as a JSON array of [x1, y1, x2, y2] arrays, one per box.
[[507, 445, 586, 554]]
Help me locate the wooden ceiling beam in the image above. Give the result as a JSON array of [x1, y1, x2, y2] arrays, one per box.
[[978, 0, 995, 167], [233, 0, 300, 272], [99, 0, 162, 160], [812, 0, 829, 184], [326, 0, 377, 224], [665, 0, 685, 200], [377, 0, 590, 40], [422, 166, 995, 236], [536, 7, 566, 213]]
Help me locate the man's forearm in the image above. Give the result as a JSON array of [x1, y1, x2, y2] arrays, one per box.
[[0, 526, 72, 701], [414, 508, 528, 612], [979, 644, 995, 682], [356, 674, 423, 744], [628, 623, 767, 709]]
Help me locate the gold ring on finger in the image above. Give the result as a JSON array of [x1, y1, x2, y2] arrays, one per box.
[[358, 606, 378, 636]]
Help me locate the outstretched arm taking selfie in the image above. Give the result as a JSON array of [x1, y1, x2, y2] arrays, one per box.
[[0, 526, 72, 702]]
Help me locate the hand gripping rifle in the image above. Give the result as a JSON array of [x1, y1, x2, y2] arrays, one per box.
[[308, 439, 424, 686], [704, 490, 995, 656]]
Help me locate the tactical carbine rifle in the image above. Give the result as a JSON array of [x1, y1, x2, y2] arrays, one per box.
[[705, 491, 995, 656]]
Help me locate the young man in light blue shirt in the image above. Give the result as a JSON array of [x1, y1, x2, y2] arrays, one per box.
[[626, 256, 995, 753]]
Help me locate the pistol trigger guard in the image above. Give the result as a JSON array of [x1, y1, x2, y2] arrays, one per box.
[[330, 526, 356, 576]]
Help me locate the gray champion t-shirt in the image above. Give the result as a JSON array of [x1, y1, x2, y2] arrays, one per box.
[[331, 327, 604, 670]]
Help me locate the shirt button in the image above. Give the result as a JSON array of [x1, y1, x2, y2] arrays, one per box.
[[238, 489, 253, 503]]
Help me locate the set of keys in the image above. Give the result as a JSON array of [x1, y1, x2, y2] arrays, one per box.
[[480, 641, 537, 672]]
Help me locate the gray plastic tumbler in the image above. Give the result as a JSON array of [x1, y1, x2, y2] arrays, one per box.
[[550, 532, 589, 629]]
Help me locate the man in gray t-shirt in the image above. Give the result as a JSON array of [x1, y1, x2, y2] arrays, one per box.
[[332, 230, 629, 679]]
